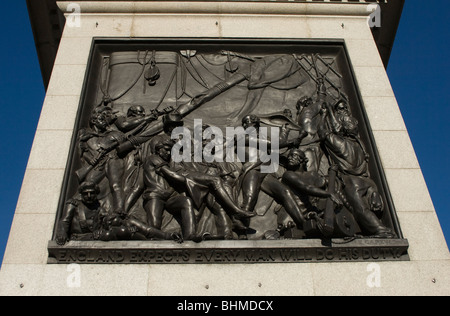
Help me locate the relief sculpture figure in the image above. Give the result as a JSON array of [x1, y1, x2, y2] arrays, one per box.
[[142, 134, 198, 241], [77, 107, 127, 216], [318, 100, 396, 238], [56, 182, 107, 245]]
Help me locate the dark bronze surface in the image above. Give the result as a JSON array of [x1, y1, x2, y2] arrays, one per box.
[[48, 239, 409, 264], [49, 39, 408, 263]]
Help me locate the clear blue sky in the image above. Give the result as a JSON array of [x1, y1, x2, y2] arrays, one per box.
[[0, 1, 448, 265]]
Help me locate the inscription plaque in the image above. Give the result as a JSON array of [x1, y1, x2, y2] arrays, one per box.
[[48, 39, 408, 264]]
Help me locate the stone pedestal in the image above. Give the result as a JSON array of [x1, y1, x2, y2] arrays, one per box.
[[1, 1, 449, 296]]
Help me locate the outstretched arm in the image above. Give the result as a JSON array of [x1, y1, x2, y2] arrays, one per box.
[[158, 165, 186, 183], [115, 114, 156, 133], [148, 155, 187, 184], [324, 102, 342, 134]]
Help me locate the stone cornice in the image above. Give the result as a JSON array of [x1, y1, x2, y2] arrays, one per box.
[[57, 0, 374, 16]]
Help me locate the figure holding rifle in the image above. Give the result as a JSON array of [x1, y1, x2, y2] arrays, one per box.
[[77, 107, 128, 216]]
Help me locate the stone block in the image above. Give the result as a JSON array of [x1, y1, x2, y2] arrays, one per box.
[[373, 131, 420, 169], [27, 130, 73, 170], [37, 95, 80, 131], [15, 169, 65, 215]]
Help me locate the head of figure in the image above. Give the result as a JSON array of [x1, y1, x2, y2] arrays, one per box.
[[97, 106, 118, 125], [296, 96, 313, 110], [342, 116, 359, 137], [90, 107, 113, 131], [283, 109, 293, 119], [242, 114, 260, 130], [287, 148, 308, 170], [127, 105, 145, 118], [79, 181, 100, 205], [335, 100, 349, 113], [162, 112, 184, 135], [151, 135, 175, 162]]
